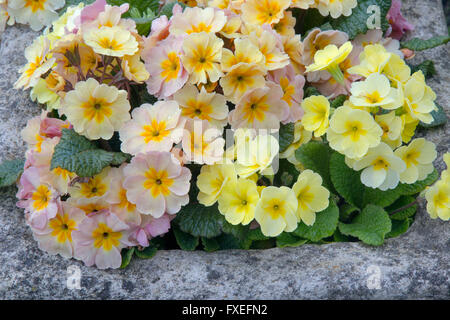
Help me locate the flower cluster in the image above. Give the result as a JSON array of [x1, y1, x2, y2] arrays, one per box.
[[7, 0, 448, 269]]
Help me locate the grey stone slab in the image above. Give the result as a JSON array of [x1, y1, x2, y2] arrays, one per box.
[[0, 0, 448, 299]]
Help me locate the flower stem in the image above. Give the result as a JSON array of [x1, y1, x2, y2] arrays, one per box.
[[327, 63, 345, 85], [389, 199, 419, 216]]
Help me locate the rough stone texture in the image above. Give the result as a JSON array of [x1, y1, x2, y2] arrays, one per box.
[[0, 0, 448, 299]]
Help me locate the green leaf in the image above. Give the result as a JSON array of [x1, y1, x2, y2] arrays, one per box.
[[120, 247, 135, 268], [333, 229, 351, 242], [293, 201, 339, 242], [278, 123, 295, 153], [159, 1, 187, 18], [385, 219, 411, 238], [401, 35, 450, 51], [330, 95, 347, 109], [247, 228, 269, 241], [51, 129, 129, 177], [274, 158, 300, 187], [0, 159, 25, 188], [174, 201, 224, 238], [330, 0, 392, 39], [409, 60, 436, 79], [295, 141, 334, 192], [419, 103, 448, 128], [61, 0, 94, 12], [386, 196, 417, 220], [221, 220, 250, 242], [396, 169, 439, 196], [201, 237, 220, 252], [134, 244, 158, 259], [304, 86, 321, 98], [276, 232, 307, 248], [299, 9, 326, 36], [339, 203, 360, 222], [338, 204, 392, 246], [361, 186, 403, 208], [173, 226, 199, 251], [214, 233, 249, 250]]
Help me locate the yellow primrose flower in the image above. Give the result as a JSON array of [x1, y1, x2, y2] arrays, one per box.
[[8, 0, 64, 31], [292, 170, 330, 226], [220, 62, 266, 103], [301, 95, 330, 137], [235, 133, 279, 178], [282, 34, 305, 74], [181, 32, 224, 85], [305, 41, 353, 84], [50, 2, 84, 40], [280, 122, 313, 164], [353, 142, 406, 190], [221, 38, 265, 72], [348, 44, 391, 78], [169, 6, 227, 35], [382, 53, 411, 85], [68, 167, 112, 201], [442, 153, 450, 184], [255, 186, 298, 237], [241, 0, 291, 26], [291, 0, 315, 9], [30, 72, 64, 110], [121, 54, 150, 83], [273, 10, 296, 37], [62, 78, 131, 140], [15, 36, 54, 90], [350, 73, 402, 110], [174, 84, 228, 128], [246, 29, 290, 71], [400, 71, 437, 124], [375, 111, 403, 149], [327, 105, 383, 159], [197, 163, 237, 206], [219, 15, 242, 39], [83, 26, 139, 57], [400, 113, 419, 143], [218, 178, 260, 225], [425, 181, 449, 221], [317, 0, 357, 18], [394, 138, 437, 184]]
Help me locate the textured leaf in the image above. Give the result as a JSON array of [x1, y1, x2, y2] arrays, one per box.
[[274, 159, 300, 187], [134, 244, 158, 259], [278, 123, 295, 153], [419, 103, 448, 128], [295, 141, 334, 192], [330, 0, 392, 39], [397, 169, 439, 196], [120, 247, 135, 268], [276, 232, 307, 248], [339, 203, 360, 222], [174, 202, 224, 238], [201, 237, 220, 252], [304, 86, 321, 98], [51, 129, 129, 177], [159, 1, 186, 18], [362, 186, 403, 208], [173, 226, 199, 251], [338, 204, 392, 246], [330, 95, 347, 109], [221, 220, 250, 242], [401, 35, 450, 51], [293, 201, 339, 242], [387, 196, 417, 220], [385, 219, 411, 238], [247, 228, 269, 241], [0, 159, 25, 188]]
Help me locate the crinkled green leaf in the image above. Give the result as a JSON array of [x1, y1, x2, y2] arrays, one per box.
[[304, 86, 321, 98], [385, 219, 411, 239], [419, 103, 448, 128], [51, 129, 129, 177], [276, 232, 307, 248], [274, 159, 299, 187], [330, 0, 392, 39], [134, 243, 158, 259], [278, 123, 295, 153], [387, 196, 417, 220], [120, 247, 135, 268], [0, 159, 25, 188], [330, 95, 347, 109], [221, 220, 250, 242], [333, 229, 351, 242], [339, 203, 360, 222], [173, 226, 199, 251], [409, 60, 436, 79], [338, 204, 392, 246], [201, 237, 220, 252], [397, 169, 439, 196], [174, 202, 224, 238], [247, 228, 269, 241], [293, 201, 339, 242], [401, 35, 450, 51], [295, 141, 334, 192]]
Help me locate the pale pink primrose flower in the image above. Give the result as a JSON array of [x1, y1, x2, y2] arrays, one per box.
[[386, 0, 414, 40]]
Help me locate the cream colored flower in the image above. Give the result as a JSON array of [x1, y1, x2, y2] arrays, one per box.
[[197, 163, 237, 206], [8, 0, 64, 31], [83, 26, 139, 57], [169, 6, 227, 35], [241, 0, 291, 26], [317, 0, 357, 18], [425, 181, 449, 221]]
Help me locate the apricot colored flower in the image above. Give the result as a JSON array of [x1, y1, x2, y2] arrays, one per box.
[[174, 84, 228, 128], [169, 6, 226, 35], [241, 0, 291, 26], [221, 38, 265, 72], [121, 54, 150, 83], [119, 101, 184, 155], [123, 151, 191, 217], [68, 167, 113, 201], [83, 26, 139, 57], [246, 29, 290, 71]]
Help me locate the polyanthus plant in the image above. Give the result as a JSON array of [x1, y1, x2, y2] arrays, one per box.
[[1, 0, 449, 270]]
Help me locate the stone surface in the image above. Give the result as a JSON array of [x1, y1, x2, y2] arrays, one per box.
[[0, 0, 449, 299]]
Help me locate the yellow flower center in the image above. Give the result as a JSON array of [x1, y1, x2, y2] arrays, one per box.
[[25, 0, 46, 13], [52, 167, 74, 180], [266, 199, 286, 219], [242, 96, 269, 122], [343, 121, 367, 142], [97, 37, 123, 51], [161, 52, 181, 82], [141, 119, 170, 143], [297, 186, 314, 210], [403, 150, 420, 167], [434, 190, 448, 209], [255, 0, 281, 24], [365, 91, 382, 104], [182, 100, 213, 121], [280, 77, 295, 107], [117, 189, 136, 212], [31, 185, 51, 211], [92, 223, 122, 251], [143, 168, 173, 197], [79, 177, 108, 198], [49, 214, 77, 243], [372, 157, 389, 170], [187, 22, 212, 34], [81, 97, 113, 124]]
